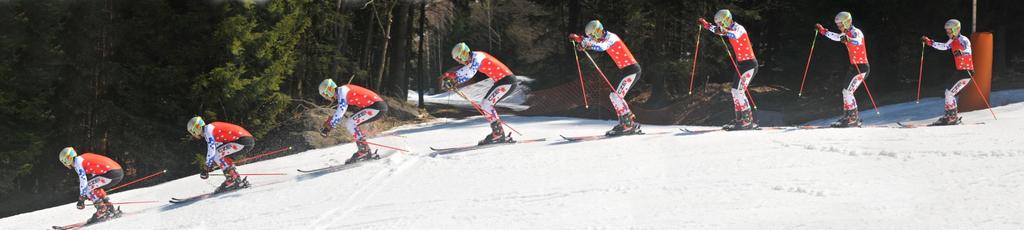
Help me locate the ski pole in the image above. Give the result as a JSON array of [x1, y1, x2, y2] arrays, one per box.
[[966, 71, 998, 119], [362, 140, 410, 152], [718, 36, 758, 110], [209, 173, 288, 176], [579, 49, 620, 94], [451, 87, 523, 136], [853, 64, 881, 116], [916, 42, 925, 103], [798, 31, 819, 97], [571, 40, 589, 108], [689, 25, 702, 95], [235, 146, 293, 164], [108, 169, 166, 193]]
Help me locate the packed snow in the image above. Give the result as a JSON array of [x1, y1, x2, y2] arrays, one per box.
[[3, 90, 1024, 229]]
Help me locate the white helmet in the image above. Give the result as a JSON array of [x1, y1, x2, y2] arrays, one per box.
[[186, 116, 205, 138], [944, 19, 961, 37], [835, 11, 852, 31], [714, 9, 733, 28], [318, 78, 338, 101], [451, 42, 471, 65], [59, 147, 77, 169], [585, 20, 605, 40]]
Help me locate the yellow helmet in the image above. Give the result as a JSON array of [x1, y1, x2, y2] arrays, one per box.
[[834, 11, 852, 31], [451, 42, 471, 65], [318, 78, 338, 101], [944, 19, 961, 37], [714, 9, 733, 28], [186, 116, 205, 138], [59, 147, 77, 169], [585, 20, 605, 40]]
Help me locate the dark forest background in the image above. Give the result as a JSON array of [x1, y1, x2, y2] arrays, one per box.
[[1, 0, 1021, 217]]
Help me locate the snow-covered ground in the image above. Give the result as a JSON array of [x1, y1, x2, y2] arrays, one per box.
[[4, 90, 1024, 229]]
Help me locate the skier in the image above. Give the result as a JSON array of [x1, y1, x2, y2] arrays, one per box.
[[815, 11, 870, 127], [569, 20, 643, 136], [441, 42, 519, 145], [317, 79, 388, 163], [59, 147, 124, 223], [698, 9, 759, 130], [187, 116, 254, 193], [922, 19, 973, 125]]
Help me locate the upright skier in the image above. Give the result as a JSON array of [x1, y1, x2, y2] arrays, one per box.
[[922, 19, 973, 125], [816, 11, 870, 127], [442, 42, 519, 145], [698, 9, 759, 130], [187, 116, 254, 193], [318, 79, 388, 163], [569, 20, 642, 136], [59, 147, 124, 223]]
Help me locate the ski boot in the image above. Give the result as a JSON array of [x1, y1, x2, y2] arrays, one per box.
[[606, 113, 641, 136], [930, 108, 962, 126], [723, 109, 758, 131], [829, 109, 862, 128], [214, 166, 246, 193], [345, 140, 378, 164], [85, 197, 121, 224], [478, 121, 511, 145]]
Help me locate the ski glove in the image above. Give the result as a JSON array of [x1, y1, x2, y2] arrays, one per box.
[[439, 73, 456, 91], [320, 126, 331, 137], [815, 23, 827, 35], [921, 36, 934, 46], [199, 170, 209, 180], [698, 18, 711, 29], [568, 33, 583, 43], [76, 197, 85, 209]]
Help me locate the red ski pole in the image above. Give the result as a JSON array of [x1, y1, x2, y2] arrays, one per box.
[[108, 169, 166, 193], [235, 146, 293, 164], [451, 88, 523, 136], [362, 140, 410, 152], [966, 71, 998, 119], [916, 43, 925, 103], [689, 25, 702, 95], [798, 31, 819, 97], [571, 40, 589, 108], [719, 37, 758, 109], [853, 64, 880, 116]]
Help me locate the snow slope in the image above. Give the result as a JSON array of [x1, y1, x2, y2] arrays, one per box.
[[3, 91, 1024, 229]]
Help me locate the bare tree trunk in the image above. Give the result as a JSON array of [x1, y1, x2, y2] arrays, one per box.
[[417, 2, 426, 108], [383, 1, 412, 98], [374, 1, 396, 91]]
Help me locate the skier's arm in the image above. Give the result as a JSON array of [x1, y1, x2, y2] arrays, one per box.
[[203, 125, 219, 169], [328, 96, 349, 129], [929, 38, 952, 51], [845, 29, 864, 45], [582, 35, 614, 52], [956, 36, 972, 56], [824, 31, 843, 42], [74, 159, 89, 198], [452, 54, 483, 84]]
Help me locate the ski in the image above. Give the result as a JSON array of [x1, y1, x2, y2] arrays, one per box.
[[52, 223, 83, 230], [897, 121, 984, 128], [429, 138, 548, 157], [51, 207, 124, 229], [169, 178, 251, 204], [560, 130, 672, 142], [297, 150, 401, 174]]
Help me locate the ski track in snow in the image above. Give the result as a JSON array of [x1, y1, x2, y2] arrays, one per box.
[[3, 90, 1024, 229]]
